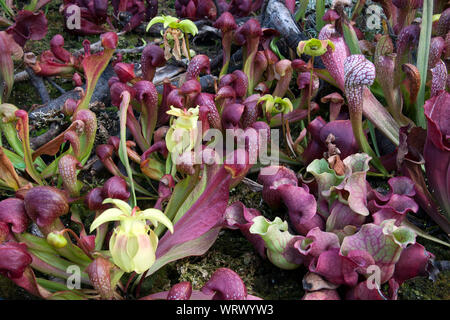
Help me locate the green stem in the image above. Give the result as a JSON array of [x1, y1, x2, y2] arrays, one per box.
[[41, 219, 92, 268], [17, 116, 44, 185], [184, 33, 191, 61], [367, 121, 381, 158], [350, 111, 389, 176]]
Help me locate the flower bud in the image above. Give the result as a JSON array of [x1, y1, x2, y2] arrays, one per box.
[[47, 232, 68, 248], [72, 72, 83, 87], [62, 98, 79, 116]]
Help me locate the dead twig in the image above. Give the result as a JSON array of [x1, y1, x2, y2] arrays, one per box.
[[46, 78, 66, 94], [242, 177, 263, 192], [25, 66, 50, 104], [30, 122, 61, 150]]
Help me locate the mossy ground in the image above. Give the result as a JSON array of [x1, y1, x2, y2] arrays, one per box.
[[1, 0, 449, 301]]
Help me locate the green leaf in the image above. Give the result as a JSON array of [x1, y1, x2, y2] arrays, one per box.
[[15, 233, 59, 255], [147, 228, 221, 276], [36, 278, 75, 292], [177, 19, 198, 36], [2, 148, 26, 170], [402, 220, 450, 248], [0, 0, 14, 17], [48, 291, 88, 300], [315, 0, 325, 32], [295, 0, 309, 23], [146, 16, 166, 31], [415, 0, 433, 128], [76, 36, 117, 112], [29, 249, 87, 277], [171, 167, 208, 225], [15, 112, 43, 185], [154, 172, 198, 237], [342, 22, 361, 55]]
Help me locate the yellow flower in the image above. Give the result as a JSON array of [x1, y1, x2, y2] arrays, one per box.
[[90, 199, 173, 274], [165, 106, 200, 155], [166, 105, 199, 130], [147, 15, 198, 36], [297, 38, 335, 57], [258, 94, 293, 115]]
